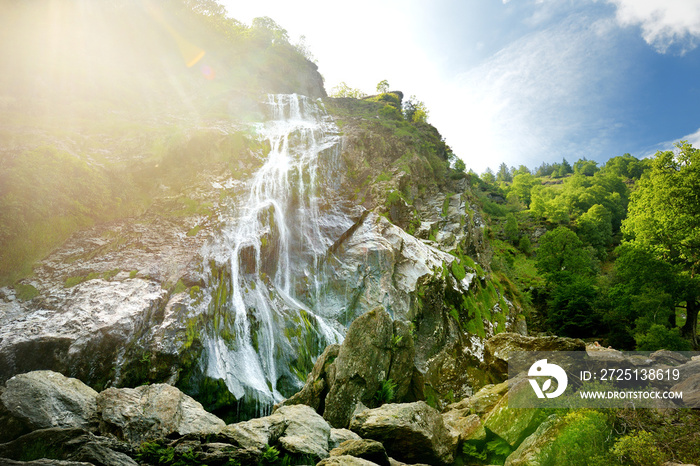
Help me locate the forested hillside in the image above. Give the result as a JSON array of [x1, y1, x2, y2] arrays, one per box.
[[476, 145, 700, 350]]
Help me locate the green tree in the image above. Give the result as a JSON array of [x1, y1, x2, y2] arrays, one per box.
[[376, 79, 389, 93], [481, 167, 496, 184], [536, 227, 594, 283], [454, 158, 466, 173], [574, 158, 599, 176], [576, 204, 612, 255], [496, 162, 512, 183], [504, 213, 519, 244], [622, 142, 700, 346], [511, 172, 541, 207], [403, 95, 428, 123]]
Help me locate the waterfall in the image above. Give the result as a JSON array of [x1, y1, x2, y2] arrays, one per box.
[[199, 94, 351, 417]]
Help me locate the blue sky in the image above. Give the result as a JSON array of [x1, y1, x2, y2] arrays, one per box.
[[221, 0, 700, 174]]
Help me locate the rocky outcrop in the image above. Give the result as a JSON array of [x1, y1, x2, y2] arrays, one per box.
[[0, 371, 98, 442], [483, 333, 586, 382], [96, 383, 225, 444], [281, 307, 421, 428], [349, 401, 458, 466]]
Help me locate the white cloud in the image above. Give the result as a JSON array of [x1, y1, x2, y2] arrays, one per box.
[[431, 14, 625, 173], [639, 127, 700, 158], [606, 0, 700, 53]]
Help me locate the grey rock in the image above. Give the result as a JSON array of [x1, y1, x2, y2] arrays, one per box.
[[349, 401, 458, 466], [96, 383, 224, 443], [318, 456, 380, 466], [330, 439, 390, 466], [329, 429, 362, 449], [482, 379, 547, 448], [0, 371, 98, 442]]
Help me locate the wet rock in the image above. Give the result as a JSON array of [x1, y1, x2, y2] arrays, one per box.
[[96, 383, 225, 443], [349, 401, 458, 466], [322, 308, 405, 428], [0, 371, 98, 442], [281, 344, 340, 412], [330, 439, 390, 466]]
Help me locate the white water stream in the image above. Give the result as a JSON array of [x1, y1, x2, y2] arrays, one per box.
[[201, 95, 351, 414]]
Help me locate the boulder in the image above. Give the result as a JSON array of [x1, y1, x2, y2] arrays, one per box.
[[222, 404, 332, 460], [0, 427, 135, 466], [96, 383, 224, 443], [330, 429, 362, 449], [276, 405, 332, 460], [318, 456, 380, 466], [483, 333, 585, 382], [349, 401, 458, 465], [482, 379, 547, 448], [441, 413, 486, 443], [0, 371, 98, 442], [671, 373, 700, 409], [284, 307, 420, 429], [330, 439, 390, 466], [504, 414, 565, 466]]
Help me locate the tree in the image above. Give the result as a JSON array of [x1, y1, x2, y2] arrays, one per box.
[[496, 162, 512, 183], [403, 96, 428, 123], [454, 158, 466, 173], [511, 173, 541, 207], [481, 168, 496, 184], [573, 158, 599, 176], [376, 79, 389, 93], [536, 227, 594, 283], [622, 142, 700, 346], [576, 204, 612, 255], [504, 213, 519, 244]]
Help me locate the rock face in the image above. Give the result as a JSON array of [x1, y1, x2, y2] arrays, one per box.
[[96, 383, 225, 444], [349, 401, 458, 466], [0, 371, 98, 442], [282, 307, 421, 428]]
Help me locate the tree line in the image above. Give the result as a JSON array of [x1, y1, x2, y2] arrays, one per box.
[[477, 143, 700, 350]]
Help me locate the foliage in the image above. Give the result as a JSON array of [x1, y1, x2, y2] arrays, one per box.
[[576, 204, 613, 255], [511, 172, 541, 206], [14, 283, 39, 301], [622, 142, 700, 344], [259, 445, 280, 465], [536, 227, 594, 282], [376, 79, 389, 93], [403, 95, 429, 123], [330, 82, 366, 98], [543, 410, 615, 466], [504, 213, 519, 244], [462, 443, 487, 462], [635, 324, 692, 351], [374, 379, 397, 406], [612, 430, 665, 466]]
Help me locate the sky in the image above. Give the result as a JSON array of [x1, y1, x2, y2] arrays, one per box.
[[220, 0, 700, 174]]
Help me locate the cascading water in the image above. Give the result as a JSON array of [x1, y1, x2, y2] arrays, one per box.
[[198, 94, 353, 418]]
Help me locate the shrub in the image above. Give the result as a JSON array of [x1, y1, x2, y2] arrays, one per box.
[[612, 430, 665, 466]]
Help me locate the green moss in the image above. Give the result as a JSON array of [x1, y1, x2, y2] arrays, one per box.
[[186, 224, 202, 236], [14, 283, 39, 301], [129, 269, 138, 279]]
